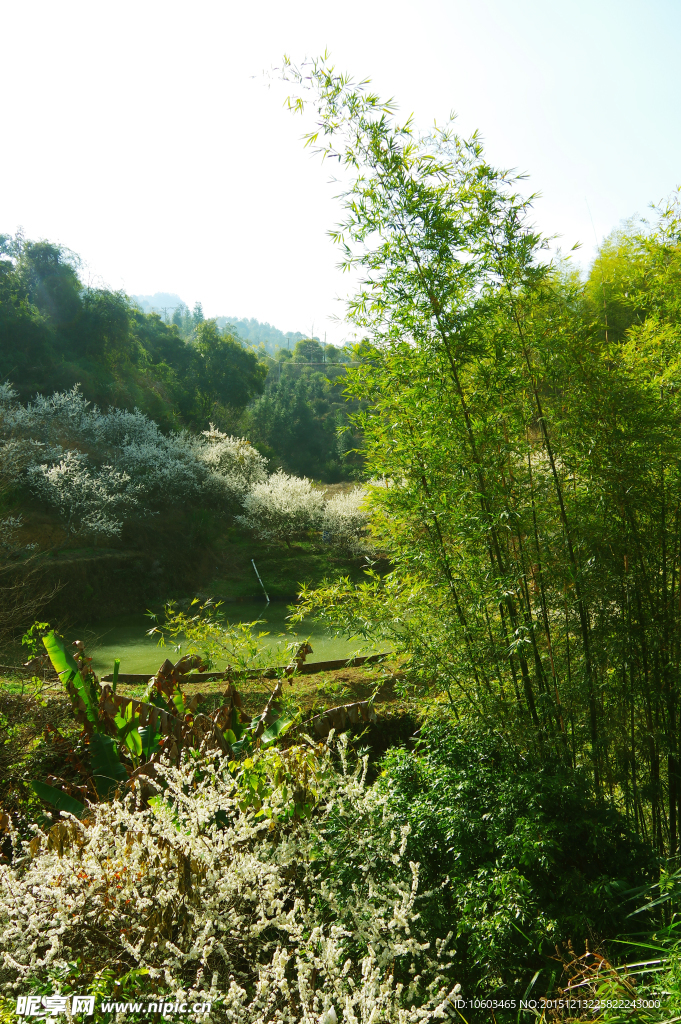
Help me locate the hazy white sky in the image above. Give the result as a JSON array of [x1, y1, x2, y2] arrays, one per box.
[[3, 0, 680, 343]]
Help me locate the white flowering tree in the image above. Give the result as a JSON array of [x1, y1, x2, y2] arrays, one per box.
[[237, 471, 325, 546], [194, 423, 268, 501], [322, 487, 372, 555], [0, 386, 270, 540], [27, 452, 142, 539]]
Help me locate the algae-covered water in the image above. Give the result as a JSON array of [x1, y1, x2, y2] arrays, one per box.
[[68, 601, 374, 677]]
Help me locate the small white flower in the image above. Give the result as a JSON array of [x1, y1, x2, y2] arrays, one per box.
[[322, 488, 373, 555], [0, 742, 451, 1024], [237, 470, 325, 543]]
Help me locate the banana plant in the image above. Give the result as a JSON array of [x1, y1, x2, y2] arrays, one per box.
[[30, 629, 377, 825], [32, 631, 249, 816], [42, 631, 100, 730]]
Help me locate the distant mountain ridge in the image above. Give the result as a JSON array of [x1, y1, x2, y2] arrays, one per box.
[[131, 293, 311, 356]]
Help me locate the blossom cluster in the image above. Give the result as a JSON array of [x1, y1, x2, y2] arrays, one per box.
[[237, 471, 327, 543], [0, 385, 373, 548], [322, 490, 372, 555], [0, 387, 268, 538], [0, 737, 457, 1023], [237, 475, 372, 551]]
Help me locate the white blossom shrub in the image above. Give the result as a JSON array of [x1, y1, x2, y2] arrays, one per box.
[[0, 738, 458, 1023], [193, 424, 268, 501], [322, 489, 372, 555], [0, 384, 372, 552], [237, 471, 326, 546], [0, 515, 38, 553], [0, 516, 23, 551], [26, 452, 142, 538], [0, 439, 52, 482], [0, 386, 269, 539]]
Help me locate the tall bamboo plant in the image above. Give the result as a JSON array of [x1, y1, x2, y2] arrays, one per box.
[[285, 57, 681, 853]]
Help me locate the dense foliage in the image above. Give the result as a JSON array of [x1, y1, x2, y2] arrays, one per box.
[[379, 723, 655, 996], [286, 57, 681, 866], [242, 370, 365, 480]]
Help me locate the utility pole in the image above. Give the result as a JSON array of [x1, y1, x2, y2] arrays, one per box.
[[156, 305, 179, 323]]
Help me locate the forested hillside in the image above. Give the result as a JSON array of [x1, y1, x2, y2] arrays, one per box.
[[132, 293, 350, 359], [0, 235, 267, 431], [0, 232, 370, 630], [216, 315, 306, 355], [0, 235, 364, 482]]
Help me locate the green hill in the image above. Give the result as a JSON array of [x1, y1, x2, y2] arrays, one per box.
[[0, 235, 266, 431]]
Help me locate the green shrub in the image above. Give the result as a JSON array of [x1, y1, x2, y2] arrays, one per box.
[[375, 722, 657, 998]]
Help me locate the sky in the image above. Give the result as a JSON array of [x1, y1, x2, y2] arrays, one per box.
[[2, 0, 680, 344]]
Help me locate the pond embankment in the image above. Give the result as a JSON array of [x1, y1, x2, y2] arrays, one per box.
[[11, 523, 385, 632]]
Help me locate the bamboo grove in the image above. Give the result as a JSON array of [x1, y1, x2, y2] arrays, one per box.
[[286, 57, 681, 856]]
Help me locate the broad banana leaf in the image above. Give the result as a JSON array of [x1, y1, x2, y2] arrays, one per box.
[[31, 781, 86, 819], [90, 733, 128, 799], [139, 723, 162, 759], [168, 684, 185, 718], [43, 631, 99, 728], [261, 714, 296, 747], [113, 700, 143, 758]]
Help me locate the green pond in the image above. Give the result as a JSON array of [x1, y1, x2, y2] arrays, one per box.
[[68, 601, 376, 677]]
